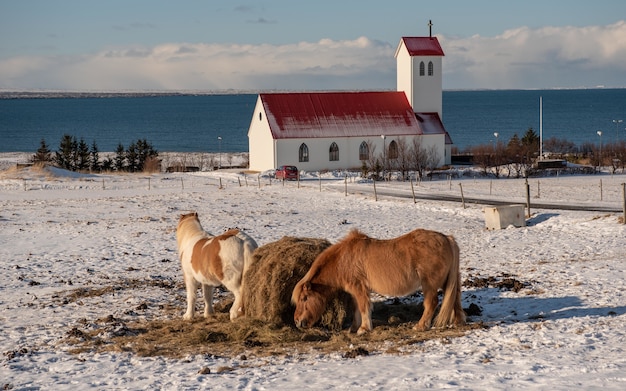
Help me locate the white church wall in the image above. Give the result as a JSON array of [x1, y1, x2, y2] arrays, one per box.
[[247, 98, 276, 172], [410, 56, 443, 118]]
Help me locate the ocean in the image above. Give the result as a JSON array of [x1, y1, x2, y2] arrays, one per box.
[[1, 89, 624, 153]]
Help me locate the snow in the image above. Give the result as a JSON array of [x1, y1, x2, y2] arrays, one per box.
[[1, 154, 625, 390]]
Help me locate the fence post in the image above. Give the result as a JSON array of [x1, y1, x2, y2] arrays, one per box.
[[622, 183, 625, 224], [181, 177, 184, 191], [525, 178, 531, 218], [458, 183, 466, 209], [344, 176, 348, 196], [373, 180, 378, 202], [319, 175, 322, 192], [410, 177, 416, 204], [600, 179, 603, 201]]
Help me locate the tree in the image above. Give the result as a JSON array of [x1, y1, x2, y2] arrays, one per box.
[[410, 138, 440, 180], [32, 139, 51, 164], [392, 137, 411, 180], [76, 137, 90, 171], [55, 134, 76, 170], [134, 138, 158, 171], [521, 127, 540, 159], [506, 133, 525, 177], [543, 137, 576, 156], [126, 141, 138, 172], [114, 143, 126, 171], [90, 141, 100, 172]]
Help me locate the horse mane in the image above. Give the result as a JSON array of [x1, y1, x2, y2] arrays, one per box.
[[345, 229, 368, 241], [292, 229, 366, 305]]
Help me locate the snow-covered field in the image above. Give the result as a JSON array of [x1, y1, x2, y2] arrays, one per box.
[[1, 154, 625, 390]]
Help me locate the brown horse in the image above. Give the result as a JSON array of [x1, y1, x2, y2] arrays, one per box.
[[176, 212, 258, 321], [291, 228, 465, 334]]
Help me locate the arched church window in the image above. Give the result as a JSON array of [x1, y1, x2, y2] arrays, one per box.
[[388, 140, 398, 160], [329, 142, 339, 161], [428, 61, 434, 76], [419, 61, 425, 76], [359, 141, 369, 161], [299, 143, 309, 162]]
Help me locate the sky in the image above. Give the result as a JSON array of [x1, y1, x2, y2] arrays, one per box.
[[1, 0, 625, 91]]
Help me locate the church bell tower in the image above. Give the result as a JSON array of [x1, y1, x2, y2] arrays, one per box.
[[394, 20, 444, 119]]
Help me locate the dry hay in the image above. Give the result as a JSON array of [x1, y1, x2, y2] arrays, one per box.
[[57, 246, 488, 360], [242, 236, 353, 331]]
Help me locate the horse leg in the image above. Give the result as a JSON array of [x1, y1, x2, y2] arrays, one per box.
[[229, 288, 243, 320], [350, 297, 362, 333], [202, 284, 215, 318], [183, 273, 198, 320], [350, 288, 373, 335], [414, 287, 438, 331]]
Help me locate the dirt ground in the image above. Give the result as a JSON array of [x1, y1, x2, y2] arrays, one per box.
[[56, 273, 530, 360]]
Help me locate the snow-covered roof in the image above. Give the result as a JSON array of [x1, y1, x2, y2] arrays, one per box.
[[259, 91, 448, 140]]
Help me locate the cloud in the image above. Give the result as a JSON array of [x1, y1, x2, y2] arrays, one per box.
[[441, 21, 626, 89], [0, 22, 625, 91], [247, 17, 277, 24]]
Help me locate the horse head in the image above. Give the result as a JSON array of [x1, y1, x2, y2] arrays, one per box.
[[292, 281, 327, 329], [178, 212, 198, 222]]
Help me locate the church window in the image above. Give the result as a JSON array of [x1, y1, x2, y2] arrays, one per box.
[[359, 141, 369, 161], [259, 111, 263, 121], [299, 143, 309, 162], [428, 61, 434, 76], [419, 61, 425, 76], [388, 140, 398, 160], [329, 142, 339, 161]]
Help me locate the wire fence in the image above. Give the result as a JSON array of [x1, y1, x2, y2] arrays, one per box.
[[4, 169, 625, 221]]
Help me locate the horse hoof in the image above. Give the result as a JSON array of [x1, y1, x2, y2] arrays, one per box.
[[356, 328, 369, 335], [413, 323, 430, 332]]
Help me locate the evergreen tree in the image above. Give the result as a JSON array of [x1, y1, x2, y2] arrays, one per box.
[[90, 140, 100, 172], [76, 137, 90, 171], [55, 134, 76, 170], [126, 142, 138, 172], [101, 157, 113, 172], [522, 127, 539, 148], [135, 138, 158, 171], [32, 138, 51, 164], [114, 143, 126, 171]]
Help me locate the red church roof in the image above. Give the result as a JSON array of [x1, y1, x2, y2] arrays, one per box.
[[259, 91, 448, 140], [400, 37, 445, 56]]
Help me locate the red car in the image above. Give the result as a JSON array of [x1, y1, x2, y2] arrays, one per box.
[[275, 165, 299, 180]]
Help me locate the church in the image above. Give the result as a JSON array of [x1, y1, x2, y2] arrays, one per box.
[[247, 24, 452, 173]]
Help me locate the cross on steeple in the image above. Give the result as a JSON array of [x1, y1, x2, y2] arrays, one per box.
[[428, 20, 433, 38]]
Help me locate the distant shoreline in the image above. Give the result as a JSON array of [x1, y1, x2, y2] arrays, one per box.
[[1, 86, 624, 100]]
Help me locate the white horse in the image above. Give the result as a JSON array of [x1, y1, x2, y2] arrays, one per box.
[[176, 212, 258, 321]]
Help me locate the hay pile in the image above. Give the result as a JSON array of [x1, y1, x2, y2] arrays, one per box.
[[242, 236, 353, 331]]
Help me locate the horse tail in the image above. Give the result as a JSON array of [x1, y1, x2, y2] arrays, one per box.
[[238, 232, 259, 314], [433, 235, 466, 328], [241, 234, 258, 284]]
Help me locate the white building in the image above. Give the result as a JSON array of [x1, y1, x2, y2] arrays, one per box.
[[247, 32, 452, 173]]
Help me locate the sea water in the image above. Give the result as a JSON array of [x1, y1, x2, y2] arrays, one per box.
[[0, 89, 624, 153]]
